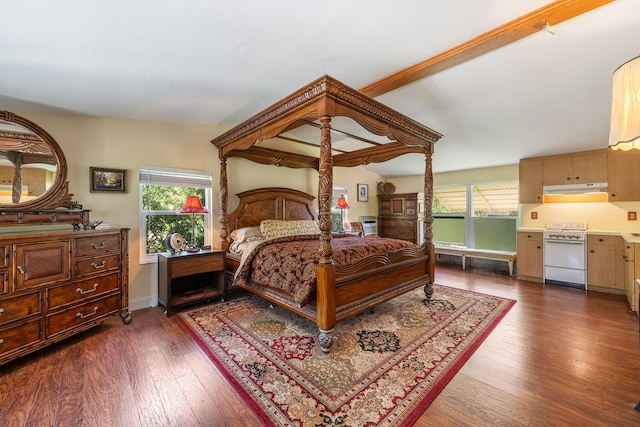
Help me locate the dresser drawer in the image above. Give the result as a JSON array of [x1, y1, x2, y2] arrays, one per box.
[[74, 254, 120, 279], [46, 294, 119, 337], [0, 319, 42, 357], [74, 234, 121, 257], [0, 292, 41, 326], [381, 219, 415, 228], [0, 212, 20, 224], [384, 228, 415, 239], [48, 273, 119, 310]]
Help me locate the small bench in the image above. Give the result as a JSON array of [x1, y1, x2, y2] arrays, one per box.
[[434, 244, 517, 276]]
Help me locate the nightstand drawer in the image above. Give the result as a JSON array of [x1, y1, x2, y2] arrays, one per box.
[[170, 253, 224, 278]]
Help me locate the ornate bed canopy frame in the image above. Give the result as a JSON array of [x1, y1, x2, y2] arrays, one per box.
[[211, 74, 442, 352]]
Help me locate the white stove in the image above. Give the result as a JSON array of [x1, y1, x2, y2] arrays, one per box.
[[543, 222, 587, 289], [543, 222, 587, 241]]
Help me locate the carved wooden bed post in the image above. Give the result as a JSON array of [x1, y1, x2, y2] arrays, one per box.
[[316, 115, 336, 353], [219, 155, 229, 251], [424, 152, 435, 299]]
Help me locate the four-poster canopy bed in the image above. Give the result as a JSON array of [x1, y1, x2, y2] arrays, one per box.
[[211, 75, 442, 352]]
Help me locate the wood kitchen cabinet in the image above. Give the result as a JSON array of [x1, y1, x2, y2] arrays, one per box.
[[608, 149, 640, 202], [623, 241, 637, 312], [516, 231, 543, 281], [542, 150, 607, 186], [587, 234, 624, 293], [519, 158, 543, 203]]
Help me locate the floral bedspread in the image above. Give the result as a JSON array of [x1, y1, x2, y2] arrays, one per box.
[[234, 235, 418, 306]]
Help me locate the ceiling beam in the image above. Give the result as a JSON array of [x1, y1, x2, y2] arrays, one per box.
[[359, 0, 615, 98]]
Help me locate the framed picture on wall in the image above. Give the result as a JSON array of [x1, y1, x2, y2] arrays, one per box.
[[357, 183, 368, 202], [90, 167, 127, 193]]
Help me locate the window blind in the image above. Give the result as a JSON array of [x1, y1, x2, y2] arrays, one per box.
[[139, 165, 212, 188]]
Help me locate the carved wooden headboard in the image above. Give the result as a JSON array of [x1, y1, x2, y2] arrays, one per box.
[[226, 187, 318, 233]]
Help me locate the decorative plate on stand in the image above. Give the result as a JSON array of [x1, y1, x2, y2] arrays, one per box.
[[165, 233, 184, 254]]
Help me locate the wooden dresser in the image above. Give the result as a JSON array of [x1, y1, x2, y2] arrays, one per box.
[[0, 227, 130, 366], [378, 192, 419, 243]]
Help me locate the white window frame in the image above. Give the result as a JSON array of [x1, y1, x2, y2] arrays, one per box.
[[139, 165, 213, 264], [433, 181, 518, 248]]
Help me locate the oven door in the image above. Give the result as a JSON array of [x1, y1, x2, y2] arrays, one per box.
[[544, 239, 587, 286]]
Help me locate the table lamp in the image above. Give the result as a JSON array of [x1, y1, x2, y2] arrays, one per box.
[[178, 195, 209, 252], [334, 195, 350, 233]]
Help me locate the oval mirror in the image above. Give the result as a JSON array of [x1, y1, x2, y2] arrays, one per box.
[[0, 111, 71, 209]]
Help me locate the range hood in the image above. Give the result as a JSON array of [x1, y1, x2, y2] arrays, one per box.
[[543, 182, 608, 195]]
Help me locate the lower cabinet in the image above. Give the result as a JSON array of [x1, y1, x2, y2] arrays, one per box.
[[0, 228, 130, 366], [587, 234, 624, 293], [516, 231, 543, 281], [623, 241, 637, 312]]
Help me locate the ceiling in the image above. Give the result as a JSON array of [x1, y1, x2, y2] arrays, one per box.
[[1, 0, 639, 177]]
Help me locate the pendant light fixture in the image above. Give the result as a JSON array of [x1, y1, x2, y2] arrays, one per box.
[[609, 56, 640, 151]]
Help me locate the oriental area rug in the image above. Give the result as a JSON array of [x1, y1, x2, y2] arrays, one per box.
[[177, 284, 515, 426]]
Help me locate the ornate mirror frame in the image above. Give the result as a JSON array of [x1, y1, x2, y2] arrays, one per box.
[[0, 111, 72, 209], [0, 111, 89, 226]]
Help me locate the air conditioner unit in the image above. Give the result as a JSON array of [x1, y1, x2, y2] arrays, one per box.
[[359, 215, 378, 236]]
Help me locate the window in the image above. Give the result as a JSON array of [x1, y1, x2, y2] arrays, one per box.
[[432, 182, 518, 251], [471, 183, 519, 217], [139, 166, 212, 263], [331, 186, 350, 232]]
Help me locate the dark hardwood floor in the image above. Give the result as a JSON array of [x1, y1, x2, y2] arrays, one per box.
[[2, 264, 640, 426]]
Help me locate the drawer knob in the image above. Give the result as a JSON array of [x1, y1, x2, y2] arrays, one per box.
[[76, 283, 99, 295], [90, 261, 107, 269], [0, 308, 4, 314], [91, 242, 107, 250], [76, 306, 98, 319], [0, 339, 4, 345]]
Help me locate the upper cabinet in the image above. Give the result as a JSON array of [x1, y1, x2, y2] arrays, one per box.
[[608, 149, 640, 202], [519, 158, 543, 204], [517, 148, 640, 204], [542, 150, 608, 186]]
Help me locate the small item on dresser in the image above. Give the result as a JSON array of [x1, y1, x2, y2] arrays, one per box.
[[84, 220, 103, 230], [377, 182, 396, 195], [165, 233, 184, 254]]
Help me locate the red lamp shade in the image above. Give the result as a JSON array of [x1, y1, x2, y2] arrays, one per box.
[[335, 196, 350, 210], [178, 195, 209, 214]]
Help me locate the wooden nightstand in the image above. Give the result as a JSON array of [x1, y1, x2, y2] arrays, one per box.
[[157, 249, 226, 316]]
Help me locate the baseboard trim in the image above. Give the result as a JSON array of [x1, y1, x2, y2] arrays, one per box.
[[129, 295, 158, 312]]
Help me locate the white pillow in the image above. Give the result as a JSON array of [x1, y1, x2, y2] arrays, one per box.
[[259, 220, 320, 239], [230, 226, 264, 244]]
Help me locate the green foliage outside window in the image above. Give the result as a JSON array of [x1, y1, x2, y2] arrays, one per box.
[[142, 185, 207, 254]]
